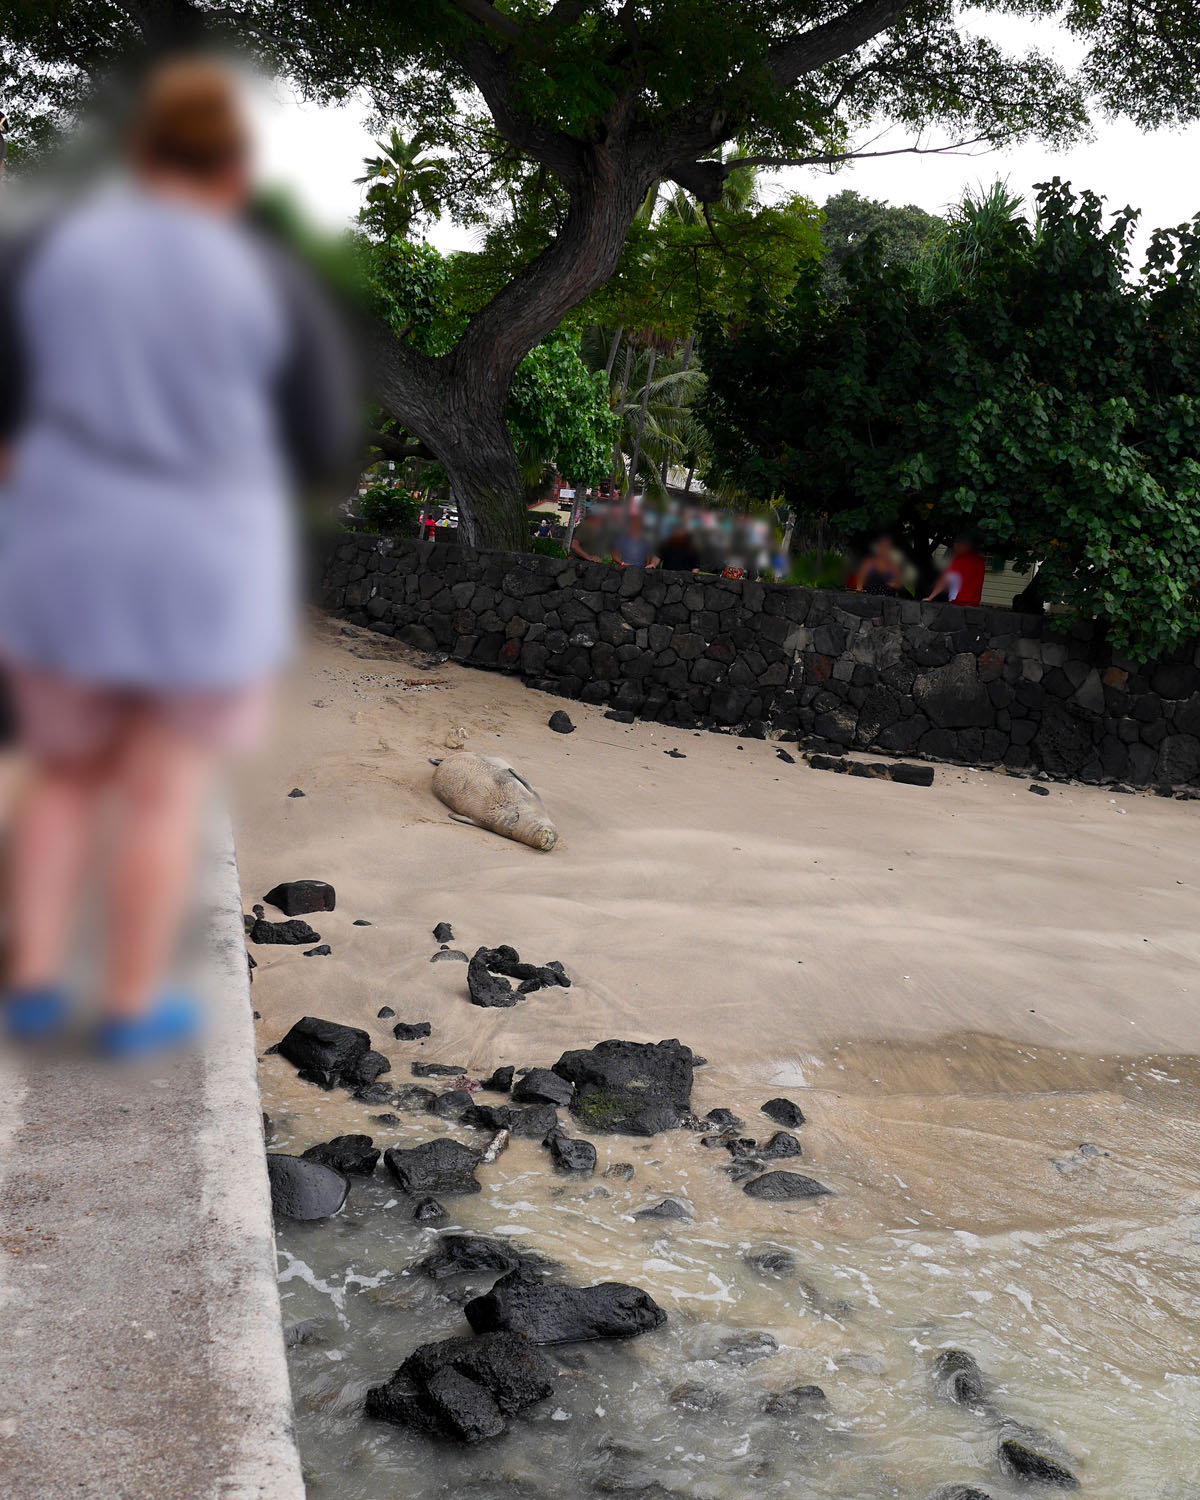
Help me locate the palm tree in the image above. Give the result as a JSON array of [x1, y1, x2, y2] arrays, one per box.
[[356, 127, 446, 241]]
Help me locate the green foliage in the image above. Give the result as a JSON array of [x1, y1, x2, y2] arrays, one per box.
[[356, 482, 422, 535], [508, 334, 618, 487], [701, 179, 1200, 659], [819, 189, 944, 299], [528, 535, 568, 558], [355, 127, 447, 241]]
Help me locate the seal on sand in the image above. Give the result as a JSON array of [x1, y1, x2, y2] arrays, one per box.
[[432, 754, 558, 851]]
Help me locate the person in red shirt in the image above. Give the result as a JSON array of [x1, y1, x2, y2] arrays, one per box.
[[925, 534, 987, 606]]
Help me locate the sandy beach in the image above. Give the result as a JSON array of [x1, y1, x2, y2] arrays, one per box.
[[240, 616, 1200, 1499]]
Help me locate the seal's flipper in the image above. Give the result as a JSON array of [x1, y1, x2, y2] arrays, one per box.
[[447, 812, 480, 828], [506, 767, 536, 793]]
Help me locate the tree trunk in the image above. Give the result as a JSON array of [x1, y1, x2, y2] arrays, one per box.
[[660, 333, 695, 489], [623, 345, 656, 511], [369, 155, 652, 551], [604, 325, 624, 379]]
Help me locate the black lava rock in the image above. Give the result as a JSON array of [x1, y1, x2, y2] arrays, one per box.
[[543, 1129, 596, 1173], [433, 921, 454, 943], [365, 1330, 555, 1443], [704, 1107, 744, 1130], [484, 1066, 515, 1093], [763, 1384, 827, 1416], [394, 1020, 433, 1041], [417, 1235, 544, 1281], [744, 1247, 797, 1276], [354, 918, 372, 926], [604, 710, 636, 723], [412, 1197, 447, 1222], [460, 1102, 559, 1139], [1029, 783, 1051, 796], [933, 1487, 993, 1500], [998, 1439, 1079, 1489], [301, 1134, 380, 1176], [512, 1069, 574, 1108], [431, 948, 469, 963], [467, 945, 571, 1008], [287, 787, 305, 797], [932, 1349, 986, 1407], [377, 1005, 395, 1018], [392, 1085, 438, 1112], [249, 914, 321, 946], [266, 1154, 348, 1219], [465, 1268, 667, 1345], [713, 1331, 778, 1365], [548, 710, 575, 734], [552, 1038, 696, 1136], [430, 1089, 473, 1120], [263, 880, 336, 916], [277, 1016, 375, 1090], [384, 1140, 483, 1196], [759, 1130, 803, 1161], [413, 1062, 466, 1077], [761, 1097, 806, 1128], [303, 944, 332, 957], [633, 1198, 690, 1221], [743, 1171, 832, 1201]]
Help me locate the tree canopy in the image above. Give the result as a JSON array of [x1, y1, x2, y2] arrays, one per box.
[[6, 1, 1200, 546], [700, 180, 1200, 659]]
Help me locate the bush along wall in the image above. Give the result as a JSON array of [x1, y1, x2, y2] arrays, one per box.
[[321, 534, 1200, 790]]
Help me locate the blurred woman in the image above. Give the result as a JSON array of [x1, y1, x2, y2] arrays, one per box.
[[0, 59, 355, 1053]]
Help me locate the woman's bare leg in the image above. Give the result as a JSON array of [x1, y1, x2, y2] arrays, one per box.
[[6, 755, 109, 992], [105, 715, 214, 1018]]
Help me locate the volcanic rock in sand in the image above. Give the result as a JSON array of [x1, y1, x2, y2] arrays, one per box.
[[277, 1016, 390, 1091], [932, 1349, 987, 1407], [805, 751, 934, 787], [460, 1102, 559, 1139], [547, 710, 575, 734], [551, 1038, 696, 1135], [365, 1330, 555, 1443], [932, 1488, 993, 1500], [484, 1066, 515, 1092], [303, 944, 332, 957], [393, 1020, 432, 1041], [759, 1130, 803, 1161], [384, 1139, 483, 1196], [266, 1154, 349, 1219], [633, 1198, 690, 1222], [430, 1089, 473, 1119], [413, 1062, 467, 1078], [998, 1438, 1079, 1489], [760, 1097, 805, 1128], [301, 1133, 380, 1176], [543, 1128, 596, 1173], [412, 1197, 447, 1222], [264, 879, 336, 916], [467, 945, 571, 1008], [430, 948, 469, 963], [249, 912, 321, 946], [704, 1107, 744, 1131], [417, 1234, 543, 1281], [743, 1171, 832, 1201], [512, 1068, 574, 1107], [377, 1005, 395, 1018], [433, 921, 455, 943], [465, 1268, 666, 1345]]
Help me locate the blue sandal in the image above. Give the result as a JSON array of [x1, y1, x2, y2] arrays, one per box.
[[94, 993, 201, 1060], [3, 986, 71, 1043]]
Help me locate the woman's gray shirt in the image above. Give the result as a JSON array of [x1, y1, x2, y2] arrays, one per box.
[[0, 186, 354, 690]]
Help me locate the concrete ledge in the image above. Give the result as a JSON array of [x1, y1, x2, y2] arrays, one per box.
[[0, 816, 304, 1500]]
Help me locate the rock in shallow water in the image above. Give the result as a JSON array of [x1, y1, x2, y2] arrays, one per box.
[[460, 1102, 559, 1139], [743, 1246, 797, 1276], [763, 1383, 826, 1416], [633, 1198, 690, 1222], [412, 1197, 446, 1222], [543, 1128, 596, 1173], [932, 1487, 993, 1500], [365, 1330, 555, 1443], [384, 1139, 483, 1196], [743, 1171, 831, 1201], [301, 1133, 380, 1176], [998, 1438, 1079, 1489], [266, 1154, 349, 1219], [932, 1348, 987, 1407], [759, 1130, 803, 1161], [417, 1234, 544, 1281], [465, 1268, 667, 1345], [552, 1038, 696, 1135], [263, 879, 336, 916], [760, 1097, 805, 1128], [484, 1066, 515, 1092]]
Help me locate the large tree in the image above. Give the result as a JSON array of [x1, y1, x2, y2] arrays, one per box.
[[5, 1, 1200, 547]]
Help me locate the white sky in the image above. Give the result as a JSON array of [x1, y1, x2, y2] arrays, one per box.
[[250, 12, 1200, 268]]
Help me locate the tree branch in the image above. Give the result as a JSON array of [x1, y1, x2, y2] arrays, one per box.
[[726, 135, 991, 173], [444, 0, 523, 44], [766, 0, 916, 85], [367, 430, 433, 463]]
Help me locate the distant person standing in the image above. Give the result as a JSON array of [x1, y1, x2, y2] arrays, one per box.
[[855, 534, 903, 596], [925, 534, 987, 607], [0, 58, 355, 1054]]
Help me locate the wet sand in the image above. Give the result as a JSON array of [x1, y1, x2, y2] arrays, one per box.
[[238, 617, 1200, 1499]]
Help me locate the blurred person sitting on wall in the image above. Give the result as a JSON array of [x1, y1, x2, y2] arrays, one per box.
[[614, 509, 659, 569], [658, 521, 700, 573], [0, 58, 356, 1054], [570, 504, 606, 563], [924, 533, 987, 607], [854, 533, 903, 596]]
